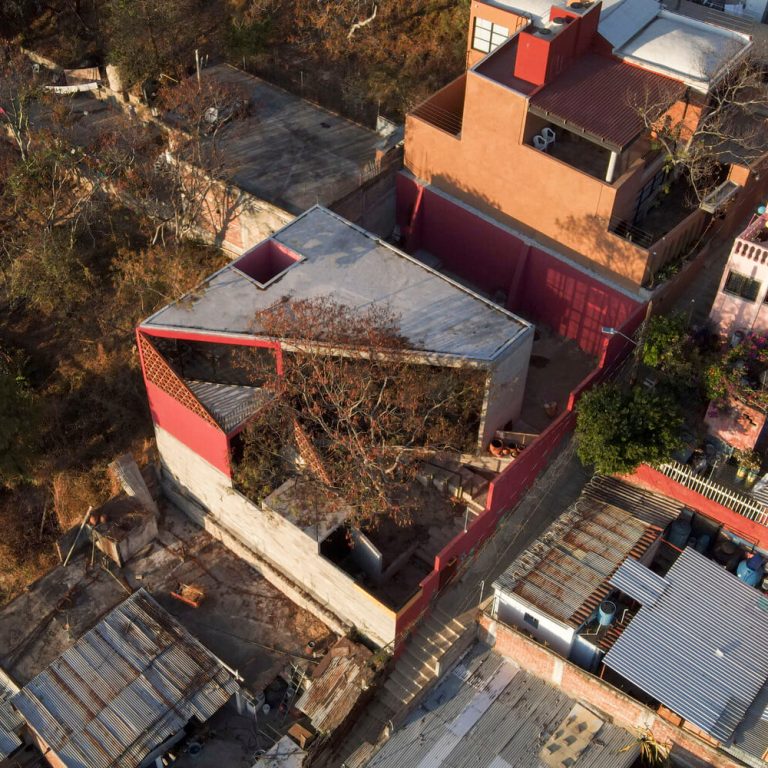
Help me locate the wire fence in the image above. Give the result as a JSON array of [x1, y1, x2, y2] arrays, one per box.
[[243, 57, 381, 129]]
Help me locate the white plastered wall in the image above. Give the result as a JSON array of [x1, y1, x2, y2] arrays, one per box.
[[479, 326, 535, 448], [155, 426, 397, 646], [494, 589, 575, 658]]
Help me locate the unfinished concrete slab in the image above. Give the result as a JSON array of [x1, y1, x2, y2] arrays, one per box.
[[192, 64, 391, 214]]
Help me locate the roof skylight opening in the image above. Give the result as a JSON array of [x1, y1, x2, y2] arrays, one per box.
[[234, 240, 303, 289]]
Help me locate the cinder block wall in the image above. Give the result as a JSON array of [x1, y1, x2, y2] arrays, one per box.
[[155, 426, 397, 647]]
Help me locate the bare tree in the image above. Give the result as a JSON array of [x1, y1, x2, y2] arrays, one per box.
[[233, 298, 486, 527], [0, 45, 43, 161], [632, 54, 768, 204]]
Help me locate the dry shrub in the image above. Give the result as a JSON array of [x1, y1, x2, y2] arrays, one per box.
[[0, 486, 58, 605], [52, 470, 111, 530]]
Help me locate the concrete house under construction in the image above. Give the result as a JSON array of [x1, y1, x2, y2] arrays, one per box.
[[137, 206, 534, 647]]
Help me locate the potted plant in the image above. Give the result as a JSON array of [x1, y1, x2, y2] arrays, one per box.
[[733, 448, 761, 483]]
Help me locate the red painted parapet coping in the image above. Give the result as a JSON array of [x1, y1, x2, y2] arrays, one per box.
[[623, 464, 768, 549]]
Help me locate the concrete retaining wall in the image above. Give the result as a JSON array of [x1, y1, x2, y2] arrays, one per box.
[[155, 426, 397, 646]]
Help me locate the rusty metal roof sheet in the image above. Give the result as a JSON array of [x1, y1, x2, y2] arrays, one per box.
[[296, 637, 373, 734], [0, 678, 23, 760], [529, 54, 684, 151], [494, 499, 661, 627], [12, 589, 238, 768]]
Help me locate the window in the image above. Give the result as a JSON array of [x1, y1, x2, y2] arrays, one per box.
[[523, 612, 539, 629], [473, 17, 510, 54], [724, 271, 761, 302]]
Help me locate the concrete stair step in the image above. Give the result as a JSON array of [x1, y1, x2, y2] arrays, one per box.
[[397, 652, 437, 683], [385, 670, 422, 698], [389, 665, 432, 693], [380, 686, 409, 713], [410, 633, 453, 661], [421, 618, 460, 645], [402, 645, 442, 676]]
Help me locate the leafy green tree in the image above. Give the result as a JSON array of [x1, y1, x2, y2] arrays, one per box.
[[575, 383, 683, 475], [641, 313, 687, 369]]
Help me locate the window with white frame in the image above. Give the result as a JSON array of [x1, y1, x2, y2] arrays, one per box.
[[472, 17, 510, 54]]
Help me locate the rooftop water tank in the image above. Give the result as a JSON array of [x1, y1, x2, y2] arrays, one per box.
[[737, 554, 764, 587], [668, 518, 691, 549], [597, 600, 616, 627]]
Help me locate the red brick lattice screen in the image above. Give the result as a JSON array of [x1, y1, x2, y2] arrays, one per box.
[[138, 333, 220, 429], [293, 419, 332, 486]]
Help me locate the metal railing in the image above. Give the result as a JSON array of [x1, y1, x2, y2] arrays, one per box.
[[410, 101, 463, 137], [658, 461, 768, 526], [608, 216, 655, 249]]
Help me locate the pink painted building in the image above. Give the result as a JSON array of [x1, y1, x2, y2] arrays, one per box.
[[710, 212, 768, 338]]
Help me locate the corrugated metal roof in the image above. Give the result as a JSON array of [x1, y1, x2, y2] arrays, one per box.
[[731, 681, 768, 761], [365, 644, 638, 768], [12, 589, 238, 768], [186, 380, 271, 433], [580, 475, 685, 529], [529, 54, 684, 151], [609, 557, 670, 607], [295, 638, 373, 734], [494, 499, 661, 627], [604, 548, 768, 743], [0, 678, 23, 760]]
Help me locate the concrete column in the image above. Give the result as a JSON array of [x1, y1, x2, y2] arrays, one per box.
[[605, 151, 619, 184]]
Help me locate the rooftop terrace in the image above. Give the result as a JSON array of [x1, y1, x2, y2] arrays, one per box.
[[143, 207, 531, 362], [187, 65, 387, 214], [481, 0, 751, 93]]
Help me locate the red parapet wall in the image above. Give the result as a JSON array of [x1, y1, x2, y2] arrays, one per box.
[[144, 380, 232, 476], [625, 464, 768, 549], [391, 183, 647, 644], [396, 175, 641, 356]]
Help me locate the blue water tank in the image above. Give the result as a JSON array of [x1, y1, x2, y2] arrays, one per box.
[[597, 600, 616, 627], [737, 554, 764, 587]]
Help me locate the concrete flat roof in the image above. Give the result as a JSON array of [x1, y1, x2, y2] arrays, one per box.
[[195, 65, 386, 213], [617, 11, 752, 90], [478, 0, 750, 92], [142, 207, 531, 362]]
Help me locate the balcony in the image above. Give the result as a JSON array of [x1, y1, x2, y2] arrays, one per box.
[[410, 74, 466, 137], [608, 173, 711, 283]]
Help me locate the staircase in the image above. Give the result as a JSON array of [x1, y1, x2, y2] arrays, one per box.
[[339, 606, 476, 768], [380, 607, 475, 713]]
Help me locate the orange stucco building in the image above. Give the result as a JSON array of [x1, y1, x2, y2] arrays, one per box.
[[404, 0, 761, 289]]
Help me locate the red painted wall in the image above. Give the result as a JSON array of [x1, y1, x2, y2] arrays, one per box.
[[625, 464, 768, 549], [392, 179, 646, 644], [396, 175, 640, 356], [145, 380, 232, 476]]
